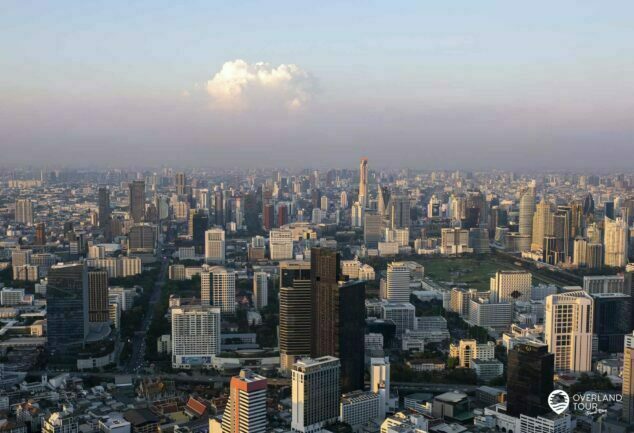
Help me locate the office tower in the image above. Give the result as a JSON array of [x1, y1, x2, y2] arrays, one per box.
[[277, 203, 289, 227], [364, 211, 383, 248], [531, 199, 553, 251], [386, 262, 410, 303], [88, 270, 109, 323], [604, 217, 628, 267], [389, 195, 410, 229], [201, 267, 235, 314], [370, 357, 390, 419], [490, 270, 532, 303], [263, 203, 274, 230], [311, 248, 365, 392], [427, 194, 441, 219], [47, 264, 88, 363], [358, 157, 368, 208], [15, 199, 33, 225], [351, 202, 364, 227], [586, 243, 604, 269], [377, 185, 390, 217], [191, 211, 209, 253], [592, 293, 631, 353], [624, 332, 634, 424], [280, 261, 312, 372], [171, 305, 221, 368], [544, 291, 593, 372], [519, 182, 536, 237], [465, 190, 487, 228], [221, 369, 267, 433], [269, 229, 294, 260], [320, 195, 329, 212], [98, 187, 111, 229], [573, 237, 588, 267], [34, 222, 46, 245], [340, 191, 348, 209], [253, 271, 268, 310], [127, 224, 156, 255], [214, 189, 224, 226], [205, 228, 226, 264], [291, 356, 341, 432], [506, 341, 554, 417], [175, 172, 186, 195], [440, 228, 471, 255], [129, 180, 145, 223]]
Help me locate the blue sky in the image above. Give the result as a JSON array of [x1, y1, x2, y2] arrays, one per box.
[[2, 1, 633, 168]]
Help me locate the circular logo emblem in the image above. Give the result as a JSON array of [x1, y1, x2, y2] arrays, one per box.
[[548, 390, 570, 414]]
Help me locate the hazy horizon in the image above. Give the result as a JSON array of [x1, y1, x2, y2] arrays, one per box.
[[2, 1, 633, 169]]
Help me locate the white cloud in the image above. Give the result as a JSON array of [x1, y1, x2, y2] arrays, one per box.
[[205, 59, 316, 110]]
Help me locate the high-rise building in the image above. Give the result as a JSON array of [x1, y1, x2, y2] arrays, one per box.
[[389, 195, 410, 229], [98, 187, 111, 230], [506, 341, 554, 417], [592, 293, 632, 353], [358, 158, 368, 209], [291, 356, 341, 432], [544, 291, 593, 372], [269, 229, 294, 260], [88, 270, 109, 323], [221, 369, 267, 433], [201, 267, 235, 314], [34, 222, 46, 245], [205, 228, 226, 264], [47, 264, 88, 364], [280, 261, 312, 372], [127, 223, 156, 255], [531, 199, 553, 251], [364, 211, 383, 248], [311, 248, 365, 392], [351, 202, 364, 227], [191, 211, 209, 253], [490, 270, 532, 303], [129, 180, 145, 223], [370, 356, 390, 419], [253, 271, 268, 310], [604, 217, 628, 267], [519, 182, 536, 238], [263, 203, 274, 230], [175, 172, 186, 196], [623, 331, 634, 424], [214, 189, 225, 227], [386, 262, 410, 303], [171, 305, 221, 368], [15, 199, 34, 225]]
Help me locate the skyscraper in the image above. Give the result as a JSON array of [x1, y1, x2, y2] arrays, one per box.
[[389, 195, 410, 229], [175, 172, 186, 196], [592, 293, 632, 353], [358, 158, 368, 209], [544, 291, 593, 372], [200, 266, 235, 314], [489, 270, 532, 303], [370, 356, 390, 419], [191, 210, 209, 253], [604, 216, 628, 267], [291, 356, 341, 432], [88, 270, 109, 323], [222, 369, 267, 433], [519, 182, 536, 238], [47, 264, 88, 364], [15, 199, 33, 225], [34, 222, 46, 245], [311, 248, 365, 392], [98, 187, 111, 230], [253, 271, 268, 310], [506, 341, 554, 417], [531, 199, 553, 251], [171, 305, 221, 368], [205, 228, 226, 264], [623, 331, 634, 424], [129, 180, 145, 223], [386, 262, 410, 303], [279, 261, 312, 372]]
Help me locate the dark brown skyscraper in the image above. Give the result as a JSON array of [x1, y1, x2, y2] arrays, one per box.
[[507, 341, 554, 417], [34, 222, 46, 245], [98, 186, 111, 229], [175, 172, 186, 196], [88, 270, 109, 323], [263, 204, 274, 231], [311, 248, 365, 392], [279, 261, 312, 372], [129, 180, 145, 223]]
